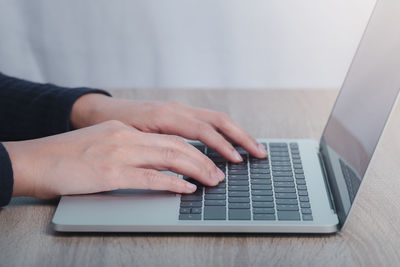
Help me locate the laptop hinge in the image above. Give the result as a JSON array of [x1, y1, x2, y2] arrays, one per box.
[[318, 152, 337, 213]]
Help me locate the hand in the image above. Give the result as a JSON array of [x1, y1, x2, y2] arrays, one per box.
[[70, 94, 268, 162], [3, 121, 225, 199]]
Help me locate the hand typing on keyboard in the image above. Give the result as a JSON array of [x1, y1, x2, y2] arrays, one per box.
[[3, 94, 267, 199]]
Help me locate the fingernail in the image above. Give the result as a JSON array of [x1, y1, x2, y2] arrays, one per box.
[[186, 183, 197, 193], [217, 168, 225, 181], [233, 150, 243, 162], [258, 143, 268, 156]]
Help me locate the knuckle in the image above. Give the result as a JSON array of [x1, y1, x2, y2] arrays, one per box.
[[217, 112, 231, 126], [165, 135, 185, 146], [142, 169, 159, 189], [104, 126, 131, 140], [161, 147, 180, 163], [104, 119, 126, 128]]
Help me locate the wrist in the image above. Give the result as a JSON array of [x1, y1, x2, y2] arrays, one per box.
[[2, 141, 34, 197], [70, 93, 111, 129]]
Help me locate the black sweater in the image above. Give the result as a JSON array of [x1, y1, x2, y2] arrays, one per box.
[[0, 72, 110, 207]]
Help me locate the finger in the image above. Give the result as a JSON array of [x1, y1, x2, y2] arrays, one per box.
[[128, 145, 223, 186], [127, 132, 226, 185], [191, 108, 267, 158], [157, 114, 244, 163], [117, 167, 198, 194]]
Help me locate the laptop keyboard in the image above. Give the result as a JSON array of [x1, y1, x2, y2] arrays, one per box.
[[179, 142, 313, 221]]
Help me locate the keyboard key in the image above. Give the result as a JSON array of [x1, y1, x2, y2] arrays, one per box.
[[252, 196, 273, 202], [297, 185, 307, 190], [251, 179, 270, 185], [274, 188, 296, 193], [228, 180, 249, 186], [254, 214, 276, 220], [276, 199, 298, 205], [228, 185, 249, 191], [179, 208, 191, 214], [229, 175, 249, 180], [294, 169, 304, 174], [252, 202, 274, 208], [180, 202, 202, 208], [204, 200, 226, 206], [292, 159, 302, 164], [251, 185, 272, 190], [253, 208, 275, 214], [290, 142, 298, 148], [300, 202, 311, 208], [272, 167, 292, 171], [277, 211, 301, 221], [251, 174, 271, 179], [271, 162, 291, 166], [302, 214, 313, 221], [251, 190, 273, 196], [273, 172, 293, 177], [179, 214, 201, 220], [229, 209, 251, 220], [181, 195, 202, 201], [250, 169, 270, 174], [234, 146, 248, 154], [299, 196, 310, 202], [275, 193, 297, 199], [298, 190, 308, 196], [228, 164, 247, 170], [205, 188, 226, 194], [270, 157, 290, 162], [273, 177, 294, 182], [270, 152, 289, 157], [205, 194, 226, 200], [293, 164, 303, 169], [295, 179, 306, 185], [204, 206, 226, 220], [228, 197, 250, 203], [229, 203, 250, 209], [191, 208, 202, 214], [301, 208, 312, 214], [228, 191, 250, 197], [274, 182, 295, 187], [270, 142, 287, 147], [250, 164, 270, 169], [215, 182, 227, 188], [250, 158, 269, 164], [228, 170, 248, 175], [295, 174, 305, 179], [277, 205, 299, 211]]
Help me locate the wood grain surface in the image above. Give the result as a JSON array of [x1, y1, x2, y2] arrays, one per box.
[[1, 89, 400, 267]]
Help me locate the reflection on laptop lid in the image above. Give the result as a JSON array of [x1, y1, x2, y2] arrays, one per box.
[[320, 0, 400, 228]]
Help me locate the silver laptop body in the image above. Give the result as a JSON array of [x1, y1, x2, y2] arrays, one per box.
[[52, 0, 400, 233]]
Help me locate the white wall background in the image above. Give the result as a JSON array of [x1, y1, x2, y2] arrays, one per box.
[[0, 0, 376, 89]]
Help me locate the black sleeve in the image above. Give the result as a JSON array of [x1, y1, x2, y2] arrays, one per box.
[[0, 143, 13, 207], [0, 72, 111, 207]]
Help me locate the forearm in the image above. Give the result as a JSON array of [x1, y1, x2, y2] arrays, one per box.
[[0, 72, 110, 141]]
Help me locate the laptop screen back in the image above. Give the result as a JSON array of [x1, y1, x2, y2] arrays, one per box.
[[320, 0, 400, 227]]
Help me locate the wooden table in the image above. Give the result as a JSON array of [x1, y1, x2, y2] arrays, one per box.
[[2, 89, 400, 267]]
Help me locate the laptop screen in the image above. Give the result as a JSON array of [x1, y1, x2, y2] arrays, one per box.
[[320, 0, 400, 227]]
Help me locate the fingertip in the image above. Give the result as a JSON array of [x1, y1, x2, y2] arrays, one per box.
[[256, 143, 268, 158], [185, 182, 197, 193], [232, 150, 243, 162]]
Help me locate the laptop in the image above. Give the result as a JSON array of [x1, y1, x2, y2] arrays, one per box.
[[52, 0, 400, 233]]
